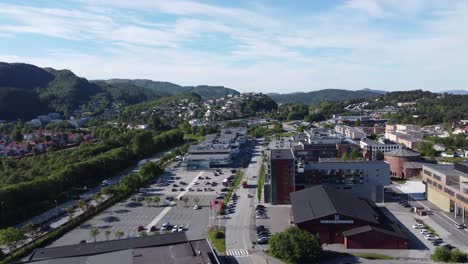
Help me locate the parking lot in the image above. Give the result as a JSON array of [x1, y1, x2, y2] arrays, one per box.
[[50, 163, 238, 246]]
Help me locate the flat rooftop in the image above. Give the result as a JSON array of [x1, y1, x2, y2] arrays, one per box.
[[270, 148, 294, 159]]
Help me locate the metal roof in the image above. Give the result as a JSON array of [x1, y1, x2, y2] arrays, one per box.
[[342, 225, 407, 239], [384, 148, 420, 157], [290, 185, 379, 225]]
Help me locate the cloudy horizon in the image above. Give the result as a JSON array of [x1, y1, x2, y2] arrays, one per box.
[[1, 0, 468, 93]]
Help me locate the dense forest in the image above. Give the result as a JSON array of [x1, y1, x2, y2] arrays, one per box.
[[103, 79, 240, 99], [0, 128, 184, 227], [267, 88, 383, 105]]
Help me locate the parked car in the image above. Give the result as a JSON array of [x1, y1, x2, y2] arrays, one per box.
[[178, 226, 184, 232], [150, 226, 158, 232], [79, 240, 87, 244], [256, 225, 265, 233], [257, 236, 268, 244], [412, 224, 424, 229], [172, 225, 178, 232], [424, 234, 436, 240], [193, 204, 200, 210], [442, 244, 456, 250], [137, 226, 145, 232], [420, 229, 429, 234], [161, 222, 170, 231], [257, 230, 269, 237]]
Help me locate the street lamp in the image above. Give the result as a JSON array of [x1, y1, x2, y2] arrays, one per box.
[[54, 200, 58, 221]]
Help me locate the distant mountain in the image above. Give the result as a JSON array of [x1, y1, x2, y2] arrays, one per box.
[[267, 89, 383, 105], [0, 62, 163, 121], [103, 79, 239, 99], [360, 88, 387, 94], [443, 90, 468, 95]]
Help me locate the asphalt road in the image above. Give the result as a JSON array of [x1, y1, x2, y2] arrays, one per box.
[[225, 139, 262, 264]]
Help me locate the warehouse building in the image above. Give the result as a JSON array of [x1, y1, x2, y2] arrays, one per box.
[[291, 186, 408, 249]]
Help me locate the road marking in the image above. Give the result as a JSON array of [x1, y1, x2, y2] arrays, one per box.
[[226, 249, 249, 257], [432, 213, 468, 239], [145, 171, 204, 229]]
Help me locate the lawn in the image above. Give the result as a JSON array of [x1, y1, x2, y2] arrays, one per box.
[[207, 228, 226, 253], [354, 253, 395, 260], [390, 177, 407, 184], [415, 219, 439, 237], [183, 133, 203, 142]]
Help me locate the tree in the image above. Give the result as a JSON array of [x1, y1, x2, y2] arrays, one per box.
[[350, 149, 362, 160], [22, 223, 41, 241], [11, 130, 23, 142], [153, 196, 161, 207], [0, 227, 25, 251], [115, 230, 125, 240], [375, 150, 384, 161], [182, 196, 189, 207], [77, 200, 88, 211], [193, 197, 200, 206], [431, 246, 451, 262], [101, 187, 111, 196], [104, 230, 111, 241], [89, 227, 100, 242], [341, 152, 349, 161], [65, 206, 75, 221], [449, 249, 468, 263], [355, 118, 361, 126], [92, 193, 102, 205], [136, 196, 144, 204], [269, 226, 322, 264], [145, 197, 153, 207]]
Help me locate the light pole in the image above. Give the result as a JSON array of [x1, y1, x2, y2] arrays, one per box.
[[54, 200, 58, 222]]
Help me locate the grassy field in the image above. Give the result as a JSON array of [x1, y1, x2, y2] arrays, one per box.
[[207, 228, 226, 253], [354, 253, 395, 260], [415, 219, 439, 237], [257, 163, 266, 201], [183, 133, 204, 142]]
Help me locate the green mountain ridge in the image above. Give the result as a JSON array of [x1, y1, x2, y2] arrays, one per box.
[[267, 89, 384, 105], [0, 62, 163, 121], [103, 79, 240, 99]]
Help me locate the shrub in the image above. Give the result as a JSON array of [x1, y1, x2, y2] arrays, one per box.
[[431, 247, 451, 262]]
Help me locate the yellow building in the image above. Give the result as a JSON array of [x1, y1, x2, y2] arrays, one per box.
[[422, 162, 468, 223]]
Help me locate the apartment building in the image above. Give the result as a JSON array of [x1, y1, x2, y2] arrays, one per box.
[[335, 125, 367, 140], [360, 138, 402, 160], [385, 124, 425, 150]]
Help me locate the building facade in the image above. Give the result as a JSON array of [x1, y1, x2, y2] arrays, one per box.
[[360, 138, 402, 160], [291, 186, 408, 249], [422, 163, 468, 222], [268, 148, 296, 204], [384, 148, 421, 178]]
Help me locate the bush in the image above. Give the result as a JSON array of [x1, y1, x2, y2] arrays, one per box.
[[215, 231, 224, 239], [450, 249, 467, 263], [269, 226, 322, 264]]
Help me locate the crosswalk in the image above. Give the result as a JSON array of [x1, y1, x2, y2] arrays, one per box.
[[226, 249, 249, 257]]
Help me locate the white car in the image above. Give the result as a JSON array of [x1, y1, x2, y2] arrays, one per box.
[[412, 224, 424, 229], [420, 229, 429, 234], [172, 225, 178, 232], [178, 226, 184, 232], [424, 234, 436, 240], [193, 204, 200, 210]]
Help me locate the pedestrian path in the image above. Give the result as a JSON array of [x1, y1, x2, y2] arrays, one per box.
[[226, 249, 249, 257]]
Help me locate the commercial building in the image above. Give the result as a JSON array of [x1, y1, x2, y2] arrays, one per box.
[[267, 148, 296, 204], [25, 232, 220, 264], [296, 159, 389, 203], [360, 138, 402, 160], [384, 148, 421, 178], [422, 162, 468, 222], [184, 127, 247, 169], [291, 186, 408, 249]]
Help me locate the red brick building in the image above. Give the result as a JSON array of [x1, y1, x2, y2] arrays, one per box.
[[384, 148, 421, 178], [269, 149, 295, 204], [291, 186, 408, 249]]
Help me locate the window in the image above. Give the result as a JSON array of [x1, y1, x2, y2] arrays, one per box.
[[433, 174, 441, 181], [423, 170, 432, 177], [443, 187, 455, 196]]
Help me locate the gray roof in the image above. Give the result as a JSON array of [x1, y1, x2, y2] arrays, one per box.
[[290, 186, 379, 225], [385, 148, 420, 157], [270, 148, 294, 159], [342, 225, 407, 239], [28, 232, 186, 260], [405, 161, 422, 169]]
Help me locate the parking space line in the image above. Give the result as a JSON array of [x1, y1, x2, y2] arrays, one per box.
[[145, 171, 204, 229]]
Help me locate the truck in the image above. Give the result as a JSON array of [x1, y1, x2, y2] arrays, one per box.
[[242, 180, 248, 188]]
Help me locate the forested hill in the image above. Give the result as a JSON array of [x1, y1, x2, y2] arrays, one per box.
[[0, 62, 163, 121], [103, 79, 240, 99], [267, 89, 383, 105]]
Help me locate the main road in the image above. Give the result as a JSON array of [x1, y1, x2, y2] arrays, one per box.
[[225, 139, 263, 264]]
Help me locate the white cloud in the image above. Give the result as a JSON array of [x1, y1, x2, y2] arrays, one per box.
[[0, 1, 468, 92]]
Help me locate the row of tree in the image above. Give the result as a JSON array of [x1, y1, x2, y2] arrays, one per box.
[[0, 129, 184, 227]]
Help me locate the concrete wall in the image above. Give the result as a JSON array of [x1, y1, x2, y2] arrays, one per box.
[[427, 185, 451, 212]]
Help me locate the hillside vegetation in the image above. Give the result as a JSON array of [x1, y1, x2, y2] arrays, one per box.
[[103, 79, 239, 99], [267, 89, 382, 105], [0, 63, 163, 121]]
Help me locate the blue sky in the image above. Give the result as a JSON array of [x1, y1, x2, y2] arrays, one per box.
[[1, 0, 468, 93]]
